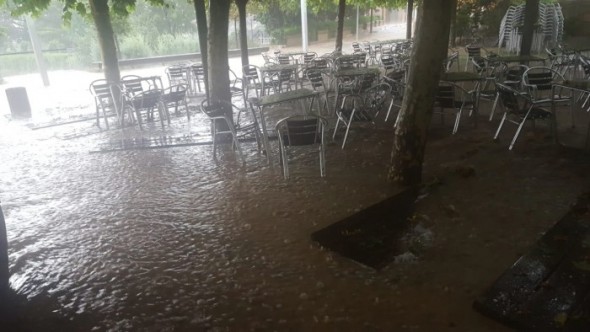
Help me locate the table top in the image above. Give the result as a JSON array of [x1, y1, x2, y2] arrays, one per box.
[[556, 80, 590, 91], [440, 72, 482, 82], [334, 67, 380, 78], [260, 64, 299, 72], [494, 55, 546, 63], [256, 89, 318, 107]]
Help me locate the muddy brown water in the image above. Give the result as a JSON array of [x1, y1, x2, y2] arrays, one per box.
[[2, 90, 590, 331]]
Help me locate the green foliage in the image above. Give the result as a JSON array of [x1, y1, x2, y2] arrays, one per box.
[[155, 33, 199, 55], [0, 51, 82, 76], [118, 33, 152, 59]]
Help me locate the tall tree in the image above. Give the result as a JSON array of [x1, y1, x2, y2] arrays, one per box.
[[406, 0, 414, 39], [193, 0, 209, 99], [520, 0, 539, 56], [90, 0, 119, 83], [7, 0, 165, 84], [335, 0, 346, 52], [0, 204, 8, 295], [235, 0, 249, 68], [208, 0, 232, 105], [388, 0, 453, 186]]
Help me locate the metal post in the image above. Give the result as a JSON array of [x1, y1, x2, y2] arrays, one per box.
[[25, 16, 49, 87], [301, 0, 308, 52], [356, 5, 360, 41], [0, 204, 8, 294]]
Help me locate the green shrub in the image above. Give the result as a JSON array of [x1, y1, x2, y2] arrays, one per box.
[[155, 33, 199, 56], [0, 52, 81, 76], [119, 34, 152, 59]]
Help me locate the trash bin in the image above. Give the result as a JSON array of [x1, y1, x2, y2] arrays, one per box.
[[5, 87, 32, 119]]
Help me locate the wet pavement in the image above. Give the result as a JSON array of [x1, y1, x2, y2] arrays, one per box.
[[0, 76, 403, 330]]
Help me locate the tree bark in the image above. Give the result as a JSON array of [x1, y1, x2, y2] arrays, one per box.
[[0, 204, 8, 294], [406, 0, 414, 39], [520, 0, 540, 56], [388, 0, 453, 186], [193, 0, 209, 99], [335, 0, 346, 52], [236, 0, 249, 68], [89, 0, 120, 84], [208, 0, 232, 107], [450, 0, 457, 47]]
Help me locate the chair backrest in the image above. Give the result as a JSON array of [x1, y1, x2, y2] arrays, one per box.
[[277, 54, 291, 65], [310, 58, 329, 70], [353, 52, 367, 67], [166, 65, 188, 85], [121, 75, 145, 95], [162, 84, 187, 103], [380, 54, 395, 69], [335, 56, 355, 71], [303, 52, 317, 64], [500, 64, 528, 89], [306, 69, 325, 91], [466, 46, 481, 58], [191, 64, 205, 78], [523, 66, 564, 95], [243, 65, 260, 84], [89, 79, 111, 98], [276, 115, 324, 146], [495, 83, 530, 113], [352, 42, 361, 52], [436, 83, 456, 108], [278, 69, 293, 82], [363, 83, 392, 111]]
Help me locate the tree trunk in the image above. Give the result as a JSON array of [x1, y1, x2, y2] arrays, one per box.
[[0, 204, 8, 295], [406, 0, 414, 39], [450, 0, 457, 47], [520, 0, 539, 56], [335, 0, 346, 52], [388, 0, 453, 186], [208, 0, 232, 107], [236, 0, 249, 68], [89, 0, 120, 84], [370, 8, 374, 34], [193, 0, 209, 100]]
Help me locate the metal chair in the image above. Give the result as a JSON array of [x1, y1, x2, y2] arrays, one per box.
[[89, 79, 115, 129], [306, 69, 331, 116], [493, 83, 553, 150], [200, 99, 262, 162], [242, 65, 264, 98], [434, 81, 477, 135], [229, 69, 246, 105], [275, 115, 327, 179], [161, 84, 190, 120], [165, 65, 190, 87], [523, 66, 572, 124], [190, 64, 206, 94], [333, 80, 387, 149], [464, 45, 482, 71]]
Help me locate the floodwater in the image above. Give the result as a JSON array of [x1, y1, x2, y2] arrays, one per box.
[[0, 68, 403, 331]]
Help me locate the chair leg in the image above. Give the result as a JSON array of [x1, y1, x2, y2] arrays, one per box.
[[452, 108, 463, 135], [211, 123, 218, 159], [319, 144, 326, 177], [489, 93, 499, 121], [341, 108, 356, 149], [509, 118, 528, 150], [494, 113, 507, 140]]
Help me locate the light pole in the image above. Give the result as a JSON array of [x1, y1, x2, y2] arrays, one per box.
[[301, 0, 308, 52]]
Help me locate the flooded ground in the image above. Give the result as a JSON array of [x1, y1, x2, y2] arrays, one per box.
[[2, 26, 590, 331]]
